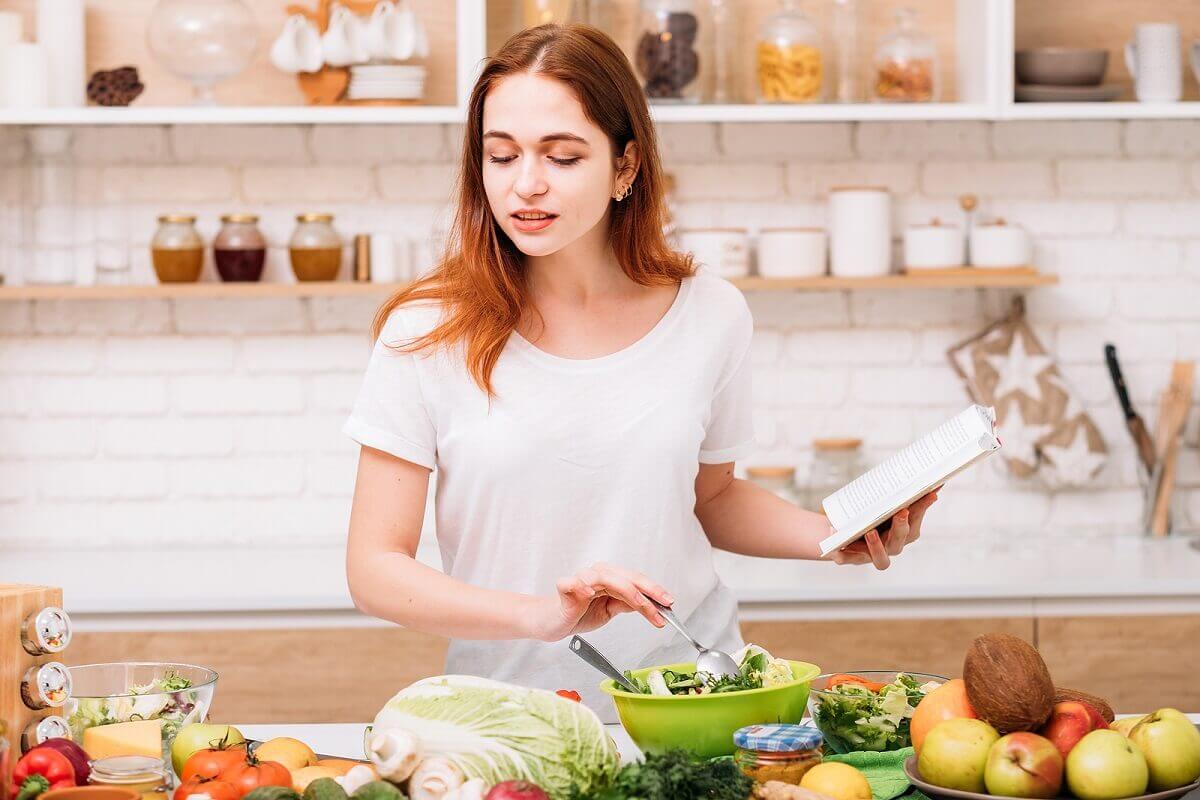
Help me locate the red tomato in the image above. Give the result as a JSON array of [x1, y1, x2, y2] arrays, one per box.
[[223, 759, 292, 798], [555, 690, 582, 703], [826, 674, 888, 692], [175, 777, 241, 800], [181, 747, 249, 784]]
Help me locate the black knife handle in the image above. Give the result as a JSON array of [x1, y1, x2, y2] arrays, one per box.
[[1105, 344, 1136, 420]]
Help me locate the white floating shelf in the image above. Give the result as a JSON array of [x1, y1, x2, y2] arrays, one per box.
[[648, 103, 996, 123], [0, 105, 466, 126], [1001, 102, 1200, 121]]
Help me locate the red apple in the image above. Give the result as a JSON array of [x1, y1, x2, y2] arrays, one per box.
[[985, 732, 1065, 799], [1040, 701, 1108, 759]]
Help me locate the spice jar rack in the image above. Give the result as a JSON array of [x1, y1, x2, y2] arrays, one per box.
[[0, 585, 73, 756]]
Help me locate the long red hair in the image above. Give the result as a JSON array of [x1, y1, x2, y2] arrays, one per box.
[[371, 23, 693, 395]]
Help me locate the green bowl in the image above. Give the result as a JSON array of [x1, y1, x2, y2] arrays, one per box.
[[600, 659, 821, 759]]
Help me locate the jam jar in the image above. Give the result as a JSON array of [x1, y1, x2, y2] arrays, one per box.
[[90, 756, 170, 800], [733, 723, 824, 785], [150, 215, 204, 284], [289, 213, 343, 282], [214, 214, 267, 282]]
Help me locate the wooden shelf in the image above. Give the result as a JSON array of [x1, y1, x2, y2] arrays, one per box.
[[0, 271, 1057, 301]]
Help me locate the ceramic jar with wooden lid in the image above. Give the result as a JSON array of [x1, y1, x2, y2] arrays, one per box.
[[904, 219, 963, 269], [804, 438, 864, 510], [828, 186, 891, 277], [678, 227, 750, 279], [758, 227, 826, 277]]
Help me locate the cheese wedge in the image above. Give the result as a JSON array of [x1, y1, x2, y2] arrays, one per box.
[[83, 719, 165, 759]]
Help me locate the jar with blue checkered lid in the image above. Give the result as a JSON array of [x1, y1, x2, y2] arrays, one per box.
[[733, 723, 824, 785]]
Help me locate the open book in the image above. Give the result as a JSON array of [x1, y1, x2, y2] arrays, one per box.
[[819, 404, 1002, 557]]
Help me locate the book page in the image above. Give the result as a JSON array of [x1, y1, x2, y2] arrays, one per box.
[[822, 407, 985, 530]]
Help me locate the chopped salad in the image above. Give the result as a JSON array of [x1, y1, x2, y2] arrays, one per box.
[[810, 672, 943, 753], [67, 671, 202, 743], [621, 644, 794, 696]]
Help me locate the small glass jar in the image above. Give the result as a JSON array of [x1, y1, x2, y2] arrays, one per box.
[[20, 716, 71, 754], [1, 717, 11, 800], [150, 214, 204, 284], [214, 213, 267, 282], [872, 8, 939, 102], [756, 0, 823, 103], [90, 756, 170, 800], [289, 213, 343, 282], [733, 723, 824, 785], [804, 438, 865, 510], [746, 467, 800, 505], [635, 0, 707, 103]]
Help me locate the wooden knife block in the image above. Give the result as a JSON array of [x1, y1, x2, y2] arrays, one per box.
[[1, 585, 67, 755]]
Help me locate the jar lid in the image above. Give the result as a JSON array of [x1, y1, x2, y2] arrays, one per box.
[[90, 756, 167, 783], [734, 723, 823, 752], [747, 466, 796, 479], [297, 213, 335, 223], [221, 214, 260, 224], [828, 185, 888, 193], [813, 437, 863, 450], [157, 214, 196, 224]]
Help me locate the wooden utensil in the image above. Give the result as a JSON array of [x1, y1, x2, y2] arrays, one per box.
[[1148, 361, 1195, 537], [1104, 344, 1156, 474]]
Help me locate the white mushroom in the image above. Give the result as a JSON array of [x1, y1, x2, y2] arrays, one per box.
[[443, 779, 487, 800], [407, 758, 465, 800], [367, 728, 423, 783], [335, 765, 379, 795]]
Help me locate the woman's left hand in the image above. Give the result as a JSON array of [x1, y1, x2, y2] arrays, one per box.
[[829, 487, 940, 570]]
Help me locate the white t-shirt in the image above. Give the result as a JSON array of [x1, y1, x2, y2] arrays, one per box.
[[343, 271, 756, 719]]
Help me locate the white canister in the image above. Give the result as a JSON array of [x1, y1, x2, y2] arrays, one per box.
[[904, 220, 964, 269], [1, 43, 50, 108], [0, 11, 23, 46], [757, 228, 827, 278], [828, 186, 891, 277], [678, 227, 750, 279], [969, 219, 1031, 268]]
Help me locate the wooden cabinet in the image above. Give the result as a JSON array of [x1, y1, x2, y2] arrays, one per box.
[[67, 613, 1200, 723]]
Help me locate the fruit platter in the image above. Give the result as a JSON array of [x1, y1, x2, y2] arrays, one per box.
[[7, 637, 1198, 800]]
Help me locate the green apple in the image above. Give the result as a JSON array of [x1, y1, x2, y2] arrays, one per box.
[[918, 718, 1001, 793], [1111, 716, 1145, 737], [1128, 709, 1200, 790], [170, 723, 245, 775], [1066, 730, 1148, 800]]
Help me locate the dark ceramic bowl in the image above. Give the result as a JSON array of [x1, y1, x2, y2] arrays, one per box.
[[1015, 48, 1108, 86]]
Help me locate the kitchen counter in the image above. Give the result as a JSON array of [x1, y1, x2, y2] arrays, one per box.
[[9, 537, 1200, 628]]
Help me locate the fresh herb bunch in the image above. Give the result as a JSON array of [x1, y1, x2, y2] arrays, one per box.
[[568, 750, 752, 800]]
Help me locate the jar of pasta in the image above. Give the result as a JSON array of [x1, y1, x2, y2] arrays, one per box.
[[756, 0, 823, 103], [871, 8, 939, 102]]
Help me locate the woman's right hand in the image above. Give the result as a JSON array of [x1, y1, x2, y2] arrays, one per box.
[[529, 562, 674, 642]]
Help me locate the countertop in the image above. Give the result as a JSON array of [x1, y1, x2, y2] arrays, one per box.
[[8, 537, 1200, 626]]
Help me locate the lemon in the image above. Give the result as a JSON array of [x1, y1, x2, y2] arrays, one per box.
[[800, 762, 873, 800]]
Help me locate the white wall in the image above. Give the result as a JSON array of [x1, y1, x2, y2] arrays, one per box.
[[0, 120, 1198, 560]]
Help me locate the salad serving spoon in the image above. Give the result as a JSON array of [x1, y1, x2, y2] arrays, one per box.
[[648, 599, 741, 680], [569, 635, 639, 693]]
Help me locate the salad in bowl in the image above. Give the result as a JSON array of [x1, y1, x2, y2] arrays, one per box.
[[807, 671, 945, 753]]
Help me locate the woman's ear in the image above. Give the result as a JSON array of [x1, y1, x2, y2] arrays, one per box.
[[615, 140, 641, 186]]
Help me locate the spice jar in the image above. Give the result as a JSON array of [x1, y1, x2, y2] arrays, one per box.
[[150, 215, 204, 284], [89, 756, 169, 800], [872, 8, 939, 102], [746, 467, 800, 504], [635, 0, 706, 103], [804, 438, 864, 510], [289, 213, 343, 282], [733, 724, 823, 785], [756, 0, 823, 103], [1, 717, 11, 800], [214, 214, 267, 282]]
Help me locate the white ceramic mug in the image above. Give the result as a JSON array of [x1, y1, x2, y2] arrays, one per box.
[[678, 228, 750, 279], [757, 228, 826, 278], [321, 4, 369, 67], [270, 14, 323, 74], [366, 0, 419, 61], [1125, 23, 1182, 102]]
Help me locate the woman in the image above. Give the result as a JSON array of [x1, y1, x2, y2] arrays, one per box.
[[344, 24, 938, 713]]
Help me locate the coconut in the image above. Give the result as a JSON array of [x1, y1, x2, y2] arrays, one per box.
[[1054, 686, 1116, 723], [962, 633, 1055, 733]]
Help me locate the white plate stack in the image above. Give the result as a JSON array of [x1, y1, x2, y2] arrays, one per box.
[[347, 64, 426, 100]]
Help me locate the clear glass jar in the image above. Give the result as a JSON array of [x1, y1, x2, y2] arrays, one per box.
[[514, 0, 574, 28], [756, 0, 823, 103], [804, 438, 865, 510], [214, 213, 266, 282], [871, 8, 938, 102], [23, 128, 81, 285], [635, 0, 706, 103], [90, 756, 170, 800], [150, 214, 204, 284], [746, 466, 800, 504], [289, 213, 343, 282]]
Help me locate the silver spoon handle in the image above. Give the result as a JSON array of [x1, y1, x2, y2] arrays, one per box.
[[648, 598, 706, 652], [569, 635, 638, 693]]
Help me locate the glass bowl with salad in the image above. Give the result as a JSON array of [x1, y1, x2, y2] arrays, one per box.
[[807, 671, 945, 754], [66, 662, 218, 760]]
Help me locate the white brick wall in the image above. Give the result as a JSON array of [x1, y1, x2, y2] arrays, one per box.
[[2, 119, 1199, 555]]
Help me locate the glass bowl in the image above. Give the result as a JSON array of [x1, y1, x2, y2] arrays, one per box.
[[65, 662, 218, 759], [806, 670, 946, 753]]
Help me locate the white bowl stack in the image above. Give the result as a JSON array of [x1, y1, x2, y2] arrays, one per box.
[[347, 63, 426, 100]]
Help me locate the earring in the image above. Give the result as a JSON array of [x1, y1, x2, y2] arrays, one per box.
[[615, 184, 632, 202]]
